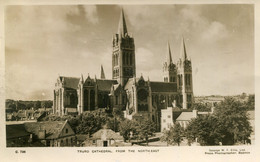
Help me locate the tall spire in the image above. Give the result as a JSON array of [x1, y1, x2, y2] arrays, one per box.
[[100, 65, 106, 79], [117, 9, 128, 38], [166, 41, 173, 65], [181, 37, 188, 61]]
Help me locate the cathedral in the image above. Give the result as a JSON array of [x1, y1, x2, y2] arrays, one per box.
[[53, 10, 194, 130]]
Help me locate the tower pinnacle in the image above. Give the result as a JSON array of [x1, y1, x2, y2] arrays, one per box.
[[100, 65, 106, 79], [117, 9, 128, 38], [181, 37, 188, 61], [167, 41, 173, 65]]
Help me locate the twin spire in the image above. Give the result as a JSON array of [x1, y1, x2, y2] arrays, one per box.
[[181, 37, 188, 61], [165, 38, 189, 65], [167, 41, 173, 65]]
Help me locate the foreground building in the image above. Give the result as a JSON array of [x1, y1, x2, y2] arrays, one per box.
[[53, 10, 194, 130], [83, 128, 124, 147], [6, 120, 76, 147], [161, 107, 213, 131]]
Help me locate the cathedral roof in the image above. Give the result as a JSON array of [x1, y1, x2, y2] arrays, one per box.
[[96, 79, 118, 91], [60, 76, 80, 89], [150, 82, 177, 92]]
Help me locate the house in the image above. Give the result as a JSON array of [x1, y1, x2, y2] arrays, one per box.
[[24, 120, 76, 147], [161, 107, 213, 131], [6, 124, 31, 147], [84, 128, 124, 147]]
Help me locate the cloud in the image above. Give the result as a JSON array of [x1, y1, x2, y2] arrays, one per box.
[[82, 5, 99, 24], [135, 47, 163, 81], [179, 6, 229, 43], [201, 21, 229, 42]]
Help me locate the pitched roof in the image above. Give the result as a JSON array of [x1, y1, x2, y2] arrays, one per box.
[[24, 121, 67, 139], [150, 81, 177, 92], [96, 79, 118, 91], [61, 77, 80, 89], [6, 124, 30, 139], [91, 129, 123, 140], [176, 112, 193, 121], [172, 111, 183, 121]]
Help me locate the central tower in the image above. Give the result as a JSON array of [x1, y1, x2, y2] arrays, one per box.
[[112, 9, 136, 87]]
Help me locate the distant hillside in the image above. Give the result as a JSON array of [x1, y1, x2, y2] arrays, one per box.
[[6, 99, 53, 111]]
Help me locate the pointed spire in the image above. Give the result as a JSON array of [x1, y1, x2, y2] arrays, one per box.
[[118, 9, 128, 38], [166, 41, 173, 65], [100, 65, 106, 79], [181, 37, 188, 61]]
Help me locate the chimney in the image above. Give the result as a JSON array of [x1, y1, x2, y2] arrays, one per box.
[[192, 109, 198, 118], [38, 126, 46, 139], [28, 134, 33, 143]]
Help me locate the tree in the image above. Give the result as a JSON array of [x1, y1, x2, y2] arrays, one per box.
[[136, 119, 156, 146], [185, 115, 223, 146], [192, 103, 211, 112], [214, 97, 252, 145], [76, 110, 108, 135], [119, 119, 138, 142], [245, 94, 254, 110], [33, 100, 41, 109], [161, 123, 184, 146], [41, 101, 46, 108]]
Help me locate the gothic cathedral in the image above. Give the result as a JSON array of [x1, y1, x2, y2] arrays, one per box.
[[53, 9, 194, 131]]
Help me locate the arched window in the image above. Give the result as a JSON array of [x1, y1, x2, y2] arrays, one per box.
[[129, 53, 132, 65], [90, 90, 95, 110], [70, 94, 76, 107], [84, 89, 88, 111], [125, 53, 128, 65]]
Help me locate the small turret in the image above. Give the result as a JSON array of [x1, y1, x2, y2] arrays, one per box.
[[100, 65, 106, 79]]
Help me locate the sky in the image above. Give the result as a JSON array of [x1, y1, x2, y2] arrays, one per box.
[[5, 4, 254, 100]]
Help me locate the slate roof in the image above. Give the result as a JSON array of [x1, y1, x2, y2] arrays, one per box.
[[91, 129, 123, 140], [96, 79, 118, 91], [176, 112, 193, 121], [150, 82, 177, 92], [6, 124, 30, 139], [60, 77, 80, 89], [172, 111, 183, 121], [24, 121, 67, 139]]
